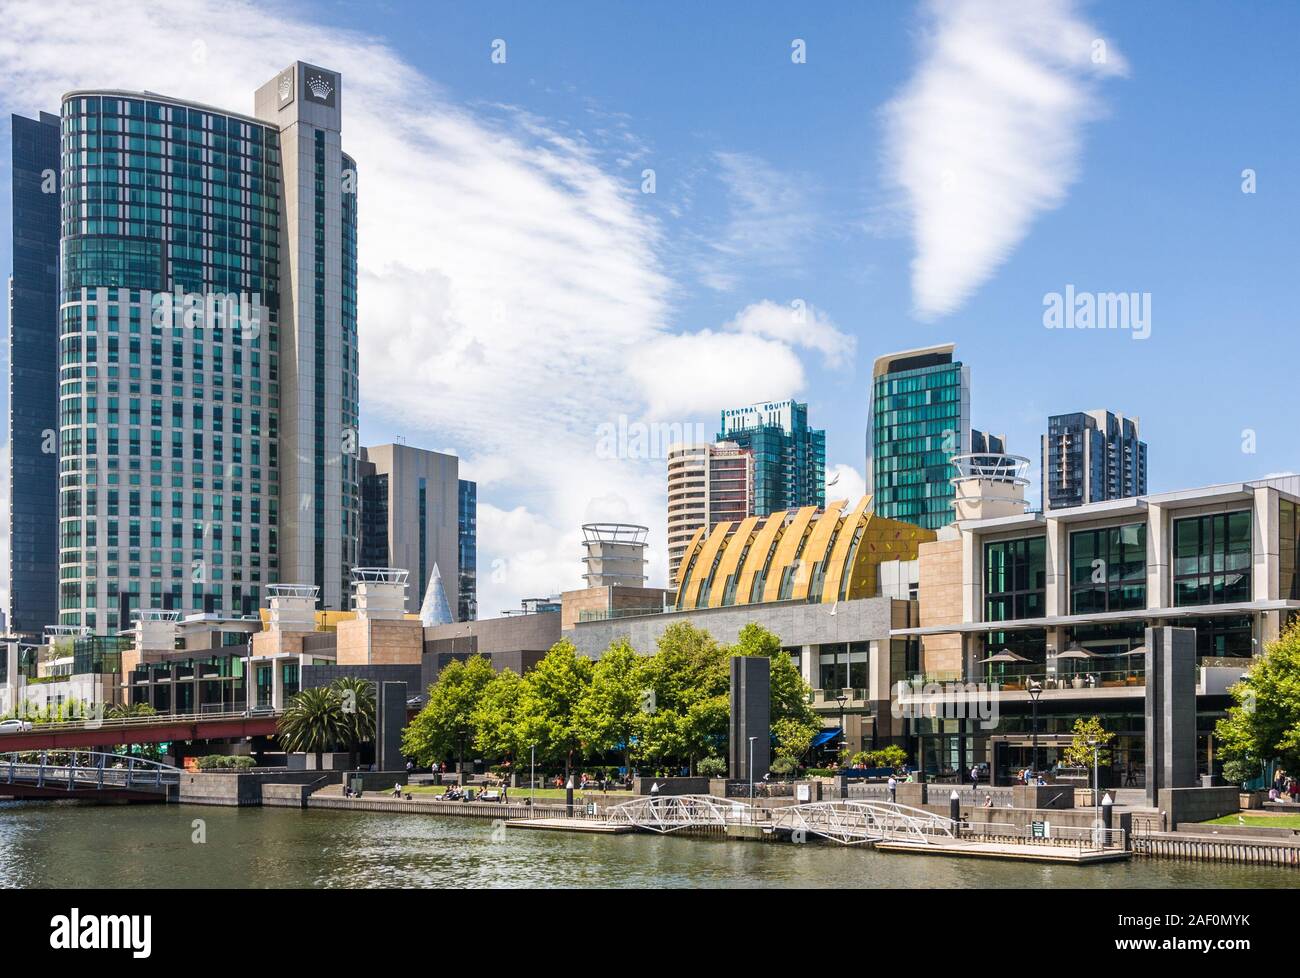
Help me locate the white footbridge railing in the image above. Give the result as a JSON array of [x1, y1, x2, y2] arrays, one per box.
[[775, 800, 957, 846], [604, 794, 958, 846]]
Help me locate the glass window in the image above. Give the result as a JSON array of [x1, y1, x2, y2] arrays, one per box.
[[1172, 511, 1252, 607], [1069, 523, 1147, 613], [984, 536, 1046, 622]]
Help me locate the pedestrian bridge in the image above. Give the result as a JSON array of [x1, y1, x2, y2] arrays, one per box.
[[1, 751, 182, 800], [773, 800, 957, 846], [603, 795, 957, 846], [604, 794, 754, 833]]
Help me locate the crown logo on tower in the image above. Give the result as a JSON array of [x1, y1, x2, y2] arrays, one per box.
[[307, 74, 333, 101]]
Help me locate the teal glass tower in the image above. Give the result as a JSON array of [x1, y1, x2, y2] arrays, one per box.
[[867, 344, 1004, 531], [717, 400, 825, 515]]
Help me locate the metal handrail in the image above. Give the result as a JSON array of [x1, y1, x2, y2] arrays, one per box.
[[2, 750, 183, 789], [962, 820, 1125, 850], [0, 708, 271, 734]]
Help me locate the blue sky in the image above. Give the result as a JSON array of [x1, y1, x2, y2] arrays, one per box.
[[1, 0, 1297, 612], [326, 0, 1299, 485]]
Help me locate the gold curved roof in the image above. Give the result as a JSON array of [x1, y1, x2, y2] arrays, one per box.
[[685, 519, 734, 608], [706, 516, 761, 608], [673, 525, 708, 594], [732, 509, 789, 608], [822, 496, 871, 602], [673, 498, 936, 611], [761, 505, 820, 602]]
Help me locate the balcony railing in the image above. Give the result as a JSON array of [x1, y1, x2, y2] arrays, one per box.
[[899, 668, 1146, 692], [811, 688, 870, 707]]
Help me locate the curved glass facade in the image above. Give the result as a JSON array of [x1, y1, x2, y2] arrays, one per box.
[[57, 92, 282, 630]]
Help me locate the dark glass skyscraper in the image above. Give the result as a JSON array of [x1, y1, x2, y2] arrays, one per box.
[[717, 400, 824, 516], [1042, 410, 1147, 511], [7, 112, 61, 638], [458, 479, 477, 622]]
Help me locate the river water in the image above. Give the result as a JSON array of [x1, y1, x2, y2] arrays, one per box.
[[0, 801, 1291, 888]]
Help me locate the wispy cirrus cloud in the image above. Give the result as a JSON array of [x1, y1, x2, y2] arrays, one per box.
[[885, 0, 1127, 319], [698, 150, 818, 291]]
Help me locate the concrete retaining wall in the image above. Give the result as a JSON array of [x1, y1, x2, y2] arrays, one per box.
[[1159, 786, 1240, 825], [261, 779, 333, 808], [1175, 822, 1300, 841], [177, 770, 345, 806]]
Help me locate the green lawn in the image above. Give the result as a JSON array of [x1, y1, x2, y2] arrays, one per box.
[[1204, 813, 1300, 828], [399, 785, 634, 802]]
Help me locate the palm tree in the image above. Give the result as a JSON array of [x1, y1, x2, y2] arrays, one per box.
[[278, 686, 348, 769], [330, 677, 376, 769]]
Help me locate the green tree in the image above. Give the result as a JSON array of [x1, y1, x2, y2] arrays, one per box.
[[1062, 716, 1115, 769], [515, 641, 593, 778], [278, 686, 348, 767], [772, 716, 818, 763], [637, 623, 729, 773], [1216, 619, 1300, 776], [331, 676, 377, 768], [471, 669, 526, 762], [402, 656, 496, 768], [730, 623, 819, 767], [575, 640, 647, 772]]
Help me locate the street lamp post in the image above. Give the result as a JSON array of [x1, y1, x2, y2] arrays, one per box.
[[1088, 737, 1100, 824], [835, 690, 848, 764], [1027, 680, 1043, 776], [530, 743, 536, 808], [748, 736, 757, 801]]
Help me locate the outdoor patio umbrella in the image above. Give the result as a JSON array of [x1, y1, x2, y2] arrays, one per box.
[[1054, 644, 1097, 661], [978, 648, 1031, 663]]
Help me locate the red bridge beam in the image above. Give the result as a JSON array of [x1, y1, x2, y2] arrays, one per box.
[[0, 715, 279, 752]]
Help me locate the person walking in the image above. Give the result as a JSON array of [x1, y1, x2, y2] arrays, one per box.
[[970, 765, 979, 795], [887, 775, 897, 804]]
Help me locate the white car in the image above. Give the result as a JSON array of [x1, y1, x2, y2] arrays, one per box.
[[0, 718, 32, 733]]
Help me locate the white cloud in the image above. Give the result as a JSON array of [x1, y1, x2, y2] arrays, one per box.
[[723, 299, 855, 368], [627, 329, 805, 417], [884, 0, 1127, 318], [825, 463, 866, 505], [699, 151, 817, 291]]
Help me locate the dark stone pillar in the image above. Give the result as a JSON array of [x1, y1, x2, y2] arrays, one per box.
[[377, 681, 407, 772], [729, 656, 770, 783], [1144, 626, 1197, 807]]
